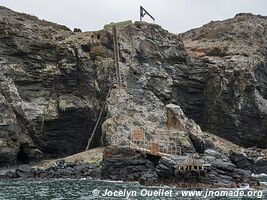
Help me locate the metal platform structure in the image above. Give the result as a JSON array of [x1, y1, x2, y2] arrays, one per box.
[[175, 163, 211, 172], [130, 139, 182, 157], [112, 128, 211, 172], [175, 154, 211, 172], [130, 128, 182, 156], [112, 128, 182, 157]]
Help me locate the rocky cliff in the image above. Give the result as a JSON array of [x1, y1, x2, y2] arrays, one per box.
[[0, 6, 266, 173], [181, 13, 267, 148], [0, 6, 109, 165]]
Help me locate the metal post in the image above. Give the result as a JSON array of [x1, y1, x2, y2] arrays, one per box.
[[140, 6, 155, 22], [140, 6, 142, 21]]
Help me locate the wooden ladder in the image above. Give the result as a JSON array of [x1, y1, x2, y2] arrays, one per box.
[[112, 26, 122, 86]]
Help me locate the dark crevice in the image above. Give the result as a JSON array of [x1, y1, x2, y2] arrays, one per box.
[[74, 48, 81, 96], [145, 154, 161, 167], [81, 44, 91, 52], [17, 145, 29, 164]]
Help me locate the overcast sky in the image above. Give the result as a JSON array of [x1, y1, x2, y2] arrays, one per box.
[[0, 0, 266, 33]]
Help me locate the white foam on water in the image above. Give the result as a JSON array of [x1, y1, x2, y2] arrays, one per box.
[[260, 182, 267, 186], [252, 173, 267, 177], [100, 179, 125, 183]]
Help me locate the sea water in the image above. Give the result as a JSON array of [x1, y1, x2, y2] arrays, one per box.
[[0, 176, 266, 200]]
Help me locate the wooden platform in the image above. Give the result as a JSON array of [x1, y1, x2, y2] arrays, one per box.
[[128, 128, 182, 157], [175, 163, 211, 172], [112, 128, 211, 171]]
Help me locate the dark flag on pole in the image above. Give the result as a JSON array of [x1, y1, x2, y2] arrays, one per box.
[[140, 6, 155, 22]]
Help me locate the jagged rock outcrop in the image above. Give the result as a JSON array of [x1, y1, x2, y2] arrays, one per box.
[[102, 146, 159, 184], [100, 22, 209, 153], [181, 13, 267, 148], [0, 5, 266, 182]]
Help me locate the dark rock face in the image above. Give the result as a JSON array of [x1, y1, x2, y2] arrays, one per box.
[[0, 161, 101, 179], [102, 146, 158, 184], [228, 150, 267, 174], [102, 147, 259, 187], [229, 151, 254, 171], [0, 6, 112, 165], [255, 159, 267, 174], [181, 14, 267, 148]]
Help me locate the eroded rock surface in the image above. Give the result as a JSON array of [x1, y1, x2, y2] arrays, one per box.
[[0, 5, 210, 166], [181, 13, 267, 148], [0, 6, 266, 186], [0, 6, 111, 165]]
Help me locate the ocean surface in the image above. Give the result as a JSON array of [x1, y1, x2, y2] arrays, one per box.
[[0, 176, 266, 200]]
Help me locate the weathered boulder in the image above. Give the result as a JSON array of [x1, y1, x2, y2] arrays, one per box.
[[229, 151, 254, 171], [16, 164, 32, 178], [1, 160, 103, 179], [156, 157, 176, 179], [101, 146, 158, 183], [255, 158, 267, 174], [0, 168, 16, 178]]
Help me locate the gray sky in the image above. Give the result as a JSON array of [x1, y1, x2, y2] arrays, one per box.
[[0, 0, 266, 33]]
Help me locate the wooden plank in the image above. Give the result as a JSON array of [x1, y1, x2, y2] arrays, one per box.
[[131, 128, 145, 141], [149, 142, 160, 155]]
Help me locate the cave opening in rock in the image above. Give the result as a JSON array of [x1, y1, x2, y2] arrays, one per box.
[[41, 108, 104, 158], [87, 125, 103, 149], [85, 112, 107, 150], [17, 146, 29, 164]]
